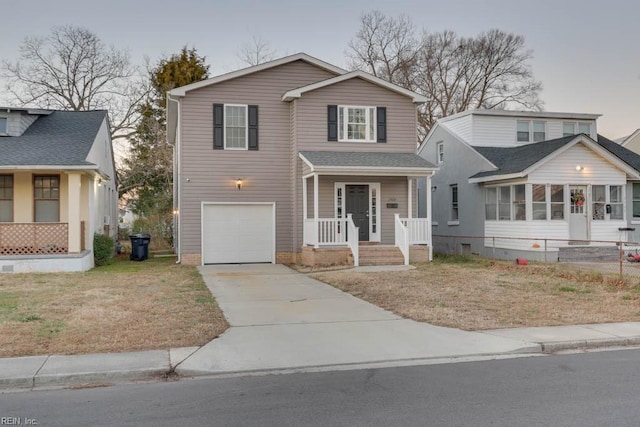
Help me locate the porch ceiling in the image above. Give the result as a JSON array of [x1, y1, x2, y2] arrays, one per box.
[[299, 151, 437, 177]]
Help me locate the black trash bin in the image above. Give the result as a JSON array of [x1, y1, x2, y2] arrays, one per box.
[[129, 234, 151, 261]]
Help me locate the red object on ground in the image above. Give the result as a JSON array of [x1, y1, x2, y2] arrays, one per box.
[[515, 258, 528, 265]]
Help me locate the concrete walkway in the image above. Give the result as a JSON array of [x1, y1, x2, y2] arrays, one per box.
[[3, 264, 640, 392]]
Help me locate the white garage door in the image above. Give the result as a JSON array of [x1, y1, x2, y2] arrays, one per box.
[[202, 203, 274, 264]]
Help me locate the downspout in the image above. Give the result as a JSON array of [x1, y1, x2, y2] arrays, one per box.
[[168, 94, 181, 264]]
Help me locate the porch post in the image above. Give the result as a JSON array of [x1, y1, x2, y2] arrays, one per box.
[[67, 172, 82, 253], [302, 176, 308, 246], [313, 173, 319, 248], [407, 177, 413, 219], [426, 174, 433, 262]]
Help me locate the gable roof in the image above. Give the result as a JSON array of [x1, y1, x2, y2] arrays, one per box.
[[282, 70, 427, 103], [468, 134, 640, 183], [168, 53, 346, 97], [299, 151, 436, 176], [0, 110, 107, 168], [619, 129, 640, 146]]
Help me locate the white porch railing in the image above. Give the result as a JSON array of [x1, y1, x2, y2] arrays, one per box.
[[304, 217, 360, 265], [346, 214, 359, 267], [304, 218, 348, 246], [395, 214, 409, 265], [401, 218, 432, 244]]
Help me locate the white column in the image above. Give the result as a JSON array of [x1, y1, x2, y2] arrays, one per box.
[[302, 176, 308, 246], [67, 172, 82, 253], [407, 177, 413, 219], [313, 174, 319, 248], [426, 174, 433, 262]]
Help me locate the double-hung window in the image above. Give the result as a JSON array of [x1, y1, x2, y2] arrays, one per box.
[[0, 175, 13, 222], [338, 106, 376, 142], [451, 185, 458, 221], [532, 184, 547, 220], [0, 117, 7, 135], [517, 120, 546, 142], [563, 122, 591, 137], [610, 185, 623, 220], [436, 142, 444, 164], [34, 175, 60, 222], [633, 183, 640, 219], [224, 105, 248, 149]]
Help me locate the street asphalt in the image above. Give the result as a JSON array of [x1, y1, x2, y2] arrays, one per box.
[[2, 263, 640, 392]]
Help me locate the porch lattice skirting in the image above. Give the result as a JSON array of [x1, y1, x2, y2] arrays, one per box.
[[0, 223, 69, 255]]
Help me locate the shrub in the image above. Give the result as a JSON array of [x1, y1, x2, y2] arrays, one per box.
[[94, 233, 115, 266]]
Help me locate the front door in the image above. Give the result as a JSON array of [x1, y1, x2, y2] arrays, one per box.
[[569, 185, 588, 243], [346, 185, 369, 241]]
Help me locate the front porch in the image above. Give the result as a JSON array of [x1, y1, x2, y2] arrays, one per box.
[[297, 151, 437, 267]]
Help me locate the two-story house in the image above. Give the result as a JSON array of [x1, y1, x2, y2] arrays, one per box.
[[0, 107, 118, 272], [417, 109, 640, 260], [167, 53, 437, 267]]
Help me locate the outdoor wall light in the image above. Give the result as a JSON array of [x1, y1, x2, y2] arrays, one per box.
[[172, 208, 179, 215], [236, 178, 243, 190], [97, 178, 102, 187], [431, 186, 437, 192], [575, 165, 584, 171]]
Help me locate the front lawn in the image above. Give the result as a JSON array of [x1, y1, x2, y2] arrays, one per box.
[[311, 255, 640, 330], [0, 255, 228, 357]]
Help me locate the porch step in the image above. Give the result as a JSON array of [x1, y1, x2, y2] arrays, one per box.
[[358, 245, 405, 266], [558, 245, 620, 262]]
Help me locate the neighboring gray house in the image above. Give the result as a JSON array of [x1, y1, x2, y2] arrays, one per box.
[[167, 53, 437, 267], [0, 108, 118, 272], [417, 110, 640, 260]]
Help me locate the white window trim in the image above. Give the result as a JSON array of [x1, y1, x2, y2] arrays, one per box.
[[516, 120, 546, 143], [335, 182, 381, 242], [436, 142, 444, 164], [563, 121, 592, 137], [338, 105, 377, 143], [450, 184, 459, 222], [224, 104, 248, 150]]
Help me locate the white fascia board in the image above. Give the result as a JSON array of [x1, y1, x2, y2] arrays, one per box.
[[282, 70, 428, 103], [169, 53, 346, 96], [298, 153, 315, 170], [439, 109, 601, 123], [314, 166, 437, 177], [621, 129, 640, 147], [468, 172, 525, 184], [0, 164, 98, 171]]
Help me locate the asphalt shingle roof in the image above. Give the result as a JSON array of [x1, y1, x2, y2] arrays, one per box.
[[0, 110, 107, 166], [470, 134, 640, 179], [299, 151, 436, 169]]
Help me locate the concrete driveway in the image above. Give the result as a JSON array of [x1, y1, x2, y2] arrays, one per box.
[[176, 264, 539, 375]]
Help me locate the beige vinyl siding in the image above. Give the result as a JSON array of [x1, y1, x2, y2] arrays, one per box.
[[179, 60, 336, 254], [528, 144, 626, 185], [303, 175, 409, 245], [295, 77, 418, 153]]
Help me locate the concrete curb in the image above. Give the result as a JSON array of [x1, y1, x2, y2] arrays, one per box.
[[541, 336, 640, 353]]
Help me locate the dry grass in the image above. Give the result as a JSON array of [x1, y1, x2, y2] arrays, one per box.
[[0, 255, 228, 357], [311, 255, 640, 330]]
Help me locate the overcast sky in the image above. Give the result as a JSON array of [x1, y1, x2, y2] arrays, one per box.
[[1, 0, 638, 138]]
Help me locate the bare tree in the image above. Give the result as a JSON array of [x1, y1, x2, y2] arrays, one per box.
[[2, 25, 147, 140], [346, 11, 543, 140], [237, 35, 278, 66], [346, 10, 420, 90]]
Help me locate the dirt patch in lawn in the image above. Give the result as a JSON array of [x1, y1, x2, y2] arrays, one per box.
[[0, 255, 228, 357], [311, 256, 640, 330]]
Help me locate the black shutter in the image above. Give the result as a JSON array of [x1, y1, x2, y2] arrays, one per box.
[[327, 105, 338, 141], [248, 105, 259, 150], [377, 107, 387, 143], [213, 103, 224, 149]]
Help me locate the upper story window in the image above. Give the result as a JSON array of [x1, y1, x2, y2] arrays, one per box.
[[517, 120, 546, 143], [563, 122, 591, 137], [213, 104, 259, 151], [436, 142, 444, 164], [339, 106, 376, 142], [224, 105, 247, 150], [0, 117, 6, 135]]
